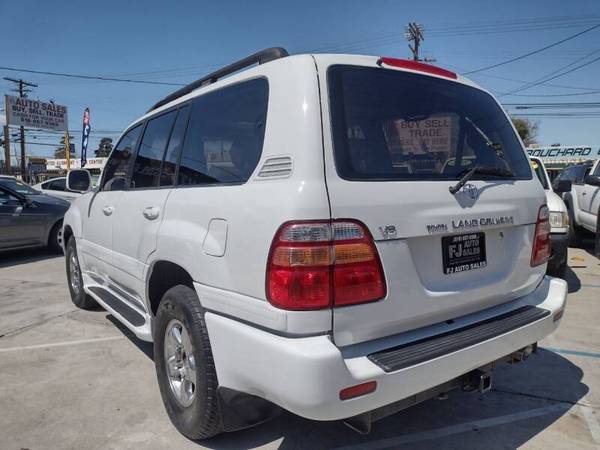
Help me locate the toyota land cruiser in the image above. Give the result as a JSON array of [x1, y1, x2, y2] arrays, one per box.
[[63, 48, 568, 439]]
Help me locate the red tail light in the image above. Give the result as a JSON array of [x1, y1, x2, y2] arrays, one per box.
[[376, 57, 457, 79], [531, 205, 551, 267], [266, 220, 386, 310]]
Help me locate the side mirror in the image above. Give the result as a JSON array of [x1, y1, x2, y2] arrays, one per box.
[[20, 196, 35, 208], [553, 179, 572, 194], [67, 169, 92, 193], [584, 175, 600, 187]]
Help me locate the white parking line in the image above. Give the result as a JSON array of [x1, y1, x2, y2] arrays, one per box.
[[0, 336, 125, 353], [332, 403, 571, 450], [580, 404, 600, 446]]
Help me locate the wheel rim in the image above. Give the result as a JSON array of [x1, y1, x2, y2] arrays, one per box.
[[56, 227, 63, 249], [164, 319, 197, 407], [68, 248, 82, 296]]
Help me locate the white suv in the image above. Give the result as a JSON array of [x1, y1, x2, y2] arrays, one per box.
[[63, 48, 568, 439]]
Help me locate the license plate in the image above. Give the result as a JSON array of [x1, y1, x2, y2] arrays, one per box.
[[442, 232, 487, 275]]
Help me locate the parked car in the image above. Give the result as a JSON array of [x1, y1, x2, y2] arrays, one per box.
[[530, 157, 570, 277], [32, 177, 81, 202], [63, 48, 567, 439], [0, 175, 69, 252], [553, 160, 600, 245]]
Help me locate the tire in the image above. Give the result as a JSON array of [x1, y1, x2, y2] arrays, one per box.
[[48, 221, 64, 254], [154, 285, 223, 440], [65, 237, 98, 310], [567, 207, 580, 247]]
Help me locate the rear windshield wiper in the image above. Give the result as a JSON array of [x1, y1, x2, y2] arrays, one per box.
[[449, 165, 514, 195]]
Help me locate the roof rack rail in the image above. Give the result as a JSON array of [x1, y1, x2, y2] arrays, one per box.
[[148, 47, 289, 112]]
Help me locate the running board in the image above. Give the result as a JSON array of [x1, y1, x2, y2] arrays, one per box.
[[89, 286, 146, 326], [368, 306, 549, 373], [84, 283, 153, 342]]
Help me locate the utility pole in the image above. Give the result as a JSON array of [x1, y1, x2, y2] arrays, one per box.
[[405, 22, 424, 61], [2, 125, 10, 175], [3, 77, 37, 181]]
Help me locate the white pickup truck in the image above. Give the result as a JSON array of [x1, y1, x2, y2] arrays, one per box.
[[553, 160, 600, 244]]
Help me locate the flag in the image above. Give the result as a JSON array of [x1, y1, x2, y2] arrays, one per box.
[[81, 108, 91, 167]]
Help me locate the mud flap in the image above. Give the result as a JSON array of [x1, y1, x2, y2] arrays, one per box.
[[217, 387, 282, 432]]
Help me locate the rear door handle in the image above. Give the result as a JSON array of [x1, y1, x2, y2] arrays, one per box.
[[102, 205, 114, 216], [143, 206, 160, 220]]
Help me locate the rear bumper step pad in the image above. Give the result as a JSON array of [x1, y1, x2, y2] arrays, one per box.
[[368, 305, 550, 373]]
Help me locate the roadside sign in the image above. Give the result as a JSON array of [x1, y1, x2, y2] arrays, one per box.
[[526, 146, 600, 161], [46, 157, 107, 171], [4, 95, 68, 132], [392, 116, 452, 154]]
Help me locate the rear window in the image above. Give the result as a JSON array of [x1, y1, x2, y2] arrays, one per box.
[[328, 65, 532, 181]]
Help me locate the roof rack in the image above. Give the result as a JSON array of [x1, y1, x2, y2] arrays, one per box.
[[148, 47, 289, 112]]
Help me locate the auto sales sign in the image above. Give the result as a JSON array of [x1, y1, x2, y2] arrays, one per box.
[[4, 95, 68, 132]]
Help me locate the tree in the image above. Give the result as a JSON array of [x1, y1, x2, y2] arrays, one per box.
[[94, 137, 114, 157], [54, 134, 74, 159], [511, 117, 539, 146]]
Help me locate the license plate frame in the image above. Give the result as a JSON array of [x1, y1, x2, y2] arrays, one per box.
[[442, 232, 487, 275]]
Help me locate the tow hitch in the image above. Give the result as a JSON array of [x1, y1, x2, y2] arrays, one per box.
[[342, 345, 538, 434], [463, 369, 493, 393]]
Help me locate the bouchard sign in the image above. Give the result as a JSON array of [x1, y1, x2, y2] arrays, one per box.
[[526, 146, 600, 161]]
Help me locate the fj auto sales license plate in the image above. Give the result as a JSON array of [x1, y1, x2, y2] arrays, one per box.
[[442, 232, 487, 275]]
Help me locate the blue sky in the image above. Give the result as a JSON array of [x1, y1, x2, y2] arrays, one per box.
[[1, 0, 600, 159]]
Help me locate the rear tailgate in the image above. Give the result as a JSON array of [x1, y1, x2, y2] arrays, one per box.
[[318, 57, 546, 346], [326, 179, 544, 346]]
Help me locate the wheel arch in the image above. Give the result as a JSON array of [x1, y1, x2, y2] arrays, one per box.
[[63, 223, 74, 246], [563, 191, 577, 217], [146, 259, 196, 316], [47, 218, 64, 246]]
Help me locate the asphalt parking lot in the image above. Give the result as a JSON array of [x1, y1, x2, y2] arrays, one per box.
[[1, 241, 599, 450]]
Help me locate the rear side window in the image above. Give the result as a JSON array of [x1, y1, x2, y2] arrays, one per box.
[[131, 110, 177, 189], [328, 66, 532, 181], [102, 125, 142, 191], [177, 78, 269, 186], [49, 178, 67, 191]]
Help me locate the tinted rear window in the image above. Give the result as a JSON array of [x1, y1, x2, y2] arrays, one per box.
[[177, 78, 269, 186], [328, 66, 532, 181]]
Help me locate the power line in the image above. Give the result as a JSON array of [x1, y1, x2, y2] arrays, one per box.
[[302, 15, 600, 55], [461, 23, 600, 75], [503, 102, 600, 107], [510, 113, 600, 117], [506, 90, 600, 97], [501, 54, 600, 96], [0, 66, 186, 86]]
